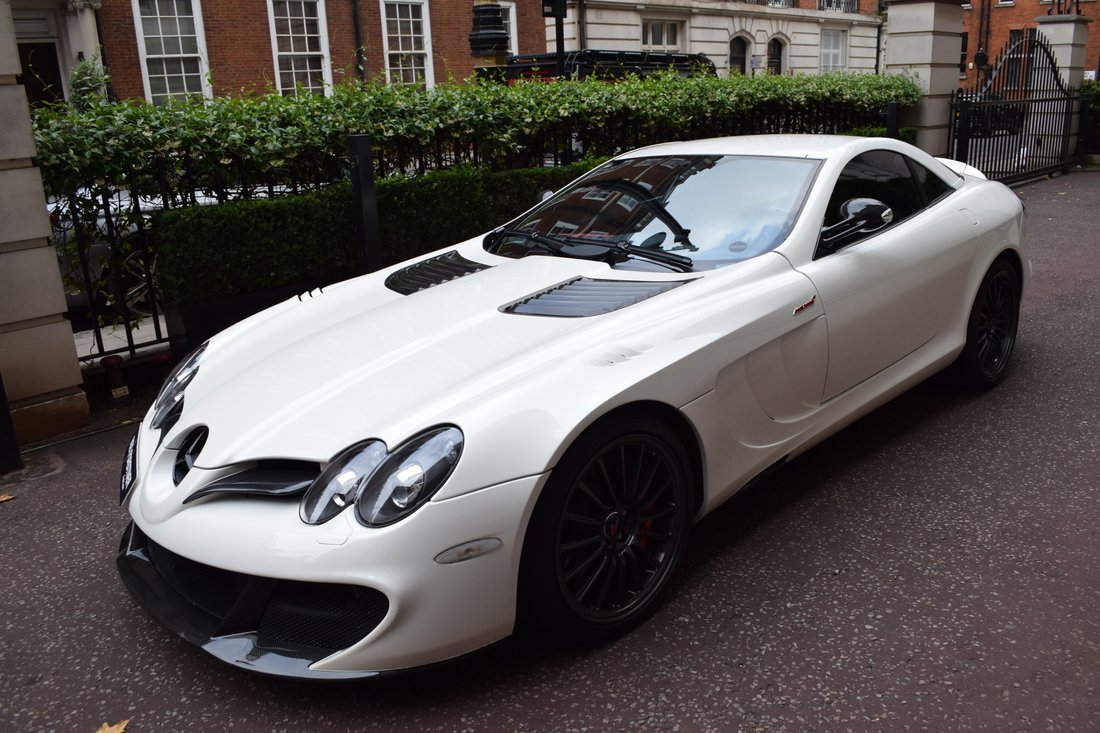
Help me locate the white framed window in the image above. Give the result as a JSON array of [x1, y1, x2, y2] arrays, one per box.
[[820, 29, 847, 71], [381, 0, 434, 86], [267, 0, 333, 95], [498, 1, 519, 56], [132, 0, 211, 105], [642, 20, 682, 52]]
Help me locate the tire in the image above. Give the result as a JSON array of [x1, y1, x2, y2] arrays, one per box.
[[955, 259, 1020, 390], [519, 415, 692, 644]]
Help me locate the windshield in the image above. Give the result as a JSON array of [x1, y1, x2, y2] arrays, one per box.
[[486, 154, 821, 271]]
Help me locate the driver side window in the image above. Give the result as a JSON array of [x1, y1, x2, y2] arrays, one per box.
[[820, 150, 926, 253]]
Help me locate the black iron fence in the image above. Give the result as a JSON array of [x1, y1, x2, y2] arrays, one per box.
[[950, 92, 1078, 183], [948, 31, 1079, 184]]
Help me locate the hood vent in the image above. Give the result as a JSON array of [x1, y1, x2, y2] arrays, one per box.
[[502, 277, 688, 318], [385, 250, 490, 295]]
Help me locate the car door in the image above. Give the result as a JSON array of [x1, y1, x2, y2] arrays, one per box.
[[797, 149, 975, 401]]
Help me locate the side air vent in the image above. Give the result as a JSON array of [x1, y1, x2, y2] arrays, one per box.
[[501, 277, 688, 318], [173, 426, 209, 486], [184, 460, 321, 504], [385, 250, 491, 295]]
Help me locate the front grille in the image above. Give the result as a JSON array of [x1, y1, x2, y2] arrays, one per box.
[[258, 583, 390, 652], [147, 536, 247, 619], [141, 531, 388, 654]]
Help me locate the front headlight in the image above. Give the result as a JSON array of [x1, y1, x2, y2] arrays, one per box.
[[150, 342, 208, 431], [299, 440, 388, 525], [355, 426, 463, 527]]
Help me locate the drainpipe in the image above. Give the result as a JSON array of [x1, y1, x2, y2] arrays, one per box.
[[352, 0, 366, 81], [93, 8, 118, 100], [577, 0, 588, 49]]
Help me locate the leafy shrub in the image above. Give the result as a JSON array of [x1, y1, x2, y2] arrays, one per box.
[[1082, 79, 1099, 114], [155, 159, 604, 304], [845, 125, 918, 144], [33, 73, 923, 195]]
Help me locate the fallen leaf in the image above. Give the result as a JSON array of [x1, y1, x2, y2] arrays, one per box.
[[0, 494, 14, 503], [96, 721, 129, 733]]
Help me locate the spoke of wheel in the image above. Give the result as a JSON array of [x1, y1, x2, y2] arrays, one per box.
[[595, 456, 620, 504], [610, 554, 628, 609], [638, 503, 675, 524], [636, 474, 671, 511], [636, 525, 673, 543], [560, 534, 602, 554], [564, 545, 605, 584], [624, 545, 644, 593], [590, 553, 618, 611], [563, 511, 603, 530], [575, 554, 611, 604], [631, 449, 660, 503], [576, 478, 609, 512], [633, 541, 660, 571]]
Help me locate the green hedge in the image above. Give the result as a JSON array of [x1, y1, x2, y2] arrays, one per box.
[[33, 73, 922, 194], [154, 159, 604, 304]]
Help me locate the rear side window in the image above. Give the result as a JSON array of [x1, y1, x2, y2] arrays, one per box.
[[908, 160, 954, 204]]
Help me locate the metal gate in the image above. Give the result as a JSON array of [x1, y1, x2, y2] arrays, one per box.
[[948, 31, 1078, 184]]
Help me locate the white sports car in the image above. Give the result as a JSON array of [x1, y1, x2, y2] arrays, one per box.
[[117, 135, 1027, 679]]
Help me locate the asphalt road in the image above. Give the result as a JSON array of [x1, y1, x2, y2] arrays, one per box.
[[2, 172, 1098, 733]]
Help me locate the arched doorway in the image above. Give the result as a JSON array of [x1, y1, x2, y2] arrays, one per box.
[[729, 37, 748, 76], [767, 38, 784, 75]]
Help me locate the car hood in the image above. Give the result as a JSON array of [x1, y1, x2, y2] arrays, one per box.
[[169, 246, 701, 469]]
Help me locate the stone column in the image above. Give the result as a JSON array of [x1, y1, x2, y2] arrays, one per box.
[[1036, 14, 1092, 159], [1035, 14, 1092, 90], [883, 0, 966, 156], [0, 0, 90, 444]]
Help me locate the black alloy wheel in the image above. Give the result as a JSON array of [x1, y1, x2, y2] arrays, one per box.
[[956, 259, 1020, 389], [520, 416, 692, 643]]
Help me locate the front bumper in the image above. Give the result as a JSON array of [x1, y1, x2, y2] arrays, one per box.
[[117, 521, 390, 679], [118, 472, 544, 677]]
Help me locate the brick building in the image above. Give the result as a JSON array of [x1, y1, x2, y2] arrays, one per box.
[[959, 0, 1098, 87], [12, 0, 546, 106], [550, 0, 884, 77]]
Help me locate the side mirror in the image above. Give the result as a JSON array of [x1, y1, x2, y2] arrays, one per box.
[[537, 190, 555, 203], [819, 198, 894, 253]]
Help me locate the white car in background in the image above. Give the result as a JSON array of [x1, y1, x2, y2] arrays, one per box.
[[117, 135, 1026, 678]]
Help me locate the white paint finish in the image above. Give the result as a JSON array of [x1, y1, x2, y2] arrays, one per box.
[[126, 135, 1027, 676]]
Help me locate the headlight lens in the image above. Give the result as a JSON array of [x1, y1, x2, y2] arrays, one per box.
[[299, 440, 387, 525], [150, 342, 208, 430], [355, 426, 463, 527]]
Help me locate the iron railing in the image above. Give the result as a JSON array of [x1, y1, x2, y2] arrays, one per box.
[[948, 31, 1079, 183], [818, 0, 858, 12]]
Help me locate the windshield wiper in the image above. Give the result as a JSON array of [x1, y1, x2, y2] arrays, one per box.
[[568, 238, 694, 273], [489, 228, 694, 273], [489, 228, 572, 256]]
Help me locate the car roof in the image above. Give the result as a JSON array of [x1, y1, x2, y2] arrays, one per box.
[[619, 134, 890, 161]]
